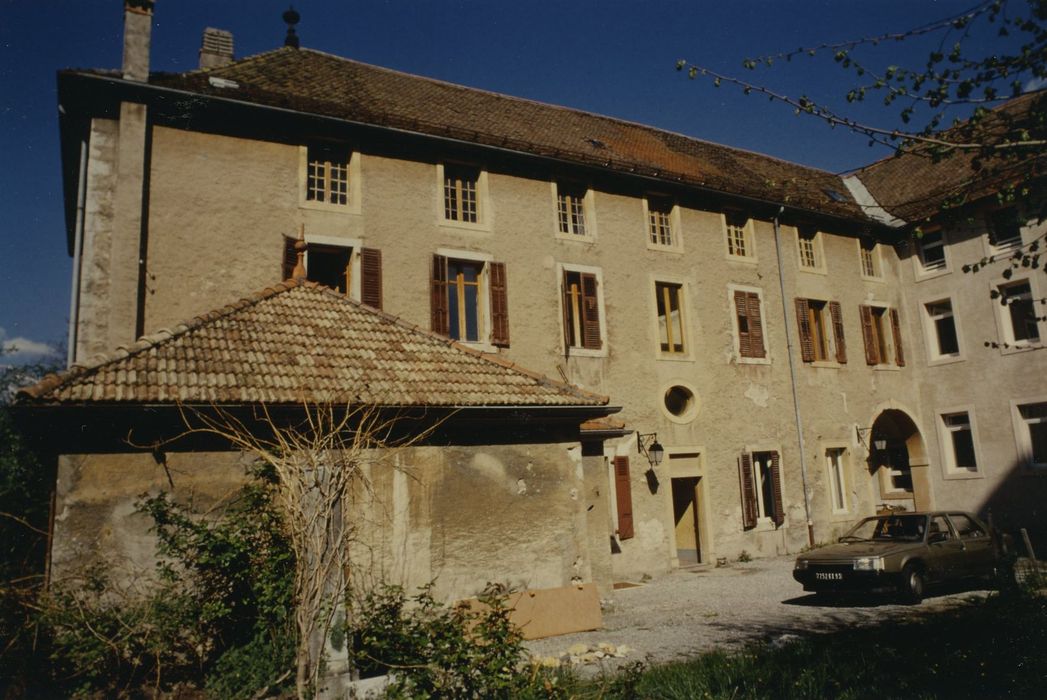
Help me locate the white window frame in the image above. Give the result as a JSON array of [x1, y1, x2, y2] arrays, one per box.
[[298, 145, 362, 214], [984, 205, 1024, 255], [824, 445, 850, 515], [858, 237, 884, 281], [303, 234, 365, 301], [552, 181, 596, 242], [436, 247, 496, 350], [437, 162, 491, 232], [728, 284, 770, 365], [921, 296, 964, 365], [795, 226, 827, 274], [650, 274, 694, 361], [723, 211, 757, 263], [1011, 396, 1047, 470], [936, 407, 982, 478], [644, 194, 682, 252], [913, 227, 950, 279], [991, 276, 1044, 354], [556, 262, 608, 358]]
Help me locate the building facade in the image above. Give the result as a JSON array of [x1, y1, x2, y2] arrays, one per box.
[[52, 1, 1047, 583]]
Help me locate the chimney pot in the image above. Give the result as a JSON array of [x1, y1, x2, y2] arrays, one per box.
[[199, 28, 234, 69], [122, 0, 154, 82]]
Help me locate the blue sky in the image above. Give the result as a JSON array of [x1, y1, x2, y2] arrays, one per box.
[[0, 0, 1025, 364]]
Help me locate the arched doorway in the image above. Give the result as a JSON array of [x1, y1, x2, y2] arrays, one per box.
[[868, 408, 932, 511]]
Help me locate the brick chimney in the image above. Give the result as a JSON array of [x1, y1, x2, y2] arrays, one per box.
[[122, 0, 154, 82], [199, 27, 234, 69]]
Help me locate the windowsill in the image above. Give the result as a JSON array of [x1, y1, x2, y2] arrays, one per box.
[[299, 199, 361, 215], [830, 510, 852, 522], [880, 490, 914, 501], [987, 239, 1022, 258], [566, 346, 608, 359], [798, 265, 828, 276], [926, 354, 965, 367], [753, 518, 780, 532], [873, 364, 902, 371], [736, 355, 771, 366], [999, 341, 1043, 356], [914, 266, 950, 282], [647, 242, 684, 254], [726, 253, 759, 265], [860, 274, 886, 284], [806, 360, 841, 369], [943, 468, 983, 481], [555, 231, 595, 244], [439, 219, 492, 234], [656, 352, 696, 363], [449, 339, 498, 353]]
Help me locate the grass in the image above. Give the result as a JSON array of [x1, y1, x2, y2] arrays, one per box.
[[583, 590, 1047, 700]]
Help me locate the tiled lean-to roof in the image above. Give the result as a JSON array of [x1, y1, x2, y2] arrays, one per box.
[[854, 90, 1047, 222], [19, 281, 608, 407], [140, 47, 864, 220]]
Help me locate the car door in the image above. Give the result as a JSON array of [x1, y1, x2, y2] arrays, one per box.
[[925, 514, 965, 583], [947, 513, 996, 578]]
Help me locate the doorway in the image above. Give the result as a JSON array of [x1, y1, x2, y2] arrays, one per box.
[[671, 476, 702, 564]]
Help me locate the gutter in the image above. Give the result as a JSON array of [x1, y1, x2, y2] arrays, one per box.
[[66, 139, 88, 368]]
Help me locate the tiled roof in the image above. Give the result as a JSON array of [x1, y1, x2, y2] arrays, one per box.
[[18, 280, 608, 408], [141, 47, 864, 220], [854, 90, 1047, 222]]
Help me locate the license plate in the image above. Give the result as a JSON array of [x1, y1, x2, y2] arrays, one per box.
[[815, 572, 843, 580]]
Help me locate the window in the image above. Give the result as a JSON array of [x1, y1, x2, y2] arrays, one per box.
[[556, 182, 588, 236], [662, 384, 699, 422], [306, 144, 349, 205], [562, 269, 602, 351], [859, 238, 881, 279], [732, 289, 766, 359], [859, 305, 905, 366], [916, 228, 947, 273], [739, 451, 783, 528], [612, 456, 634, 540], [280, 237, 382, 309], [997, 280, 1040, 346], [647, 195, 676, 247], [443, 165, 480, 223], [883, 447, 913, 493], [826, 448, 848, 513], [924, 299, 961, 360], [655, 282, 686, 354], [941, 412, 977, 472], [949, 513, 987, 539], [795, 299, 846, 363], [988, 207, 1022, 250], [725, 211, 752, 258], [1016, 402, 1047, 468], [797, 226, 822, 270], [430, 254, 509, 346]]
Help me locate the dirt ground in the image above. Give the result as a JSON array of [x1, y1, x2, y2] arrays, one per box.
[[524, 553, 993, 671]]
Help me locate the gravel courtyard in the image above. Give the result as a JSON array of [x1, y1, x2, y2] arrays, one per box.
[[525, 554, 993, 671]]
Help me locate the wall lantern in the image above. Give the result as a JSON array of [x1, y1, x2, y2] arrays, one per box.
[[873, 438, 888, 452], [637, 432, 664, 467]]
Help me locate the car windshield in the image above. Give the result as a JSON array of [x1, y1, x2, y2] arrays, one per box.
[[841, 515, 927, 542]]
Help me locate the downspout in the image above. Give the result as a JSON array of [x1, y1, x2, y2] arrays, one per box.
[[66, 139, 88, 368], [772, 206, 814, 547]]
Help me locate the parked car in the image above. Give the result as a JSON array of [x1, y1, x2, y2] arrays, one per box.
[[793, 511, 998, 603]]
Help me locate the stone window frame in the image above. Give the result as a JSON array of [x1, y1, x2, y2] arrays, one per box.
[[298, 145, 361, 214], [920, 295, 965, 366], [551, 180, 596, 242], [935, 405, 984, 479], [437, 161, 491, 232]]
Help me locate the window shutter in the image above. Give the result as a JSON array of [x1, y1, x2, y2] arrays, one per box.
[[282, 236, 298, 281], [489, 261, 510, 347], [830, 301, 847, 364], [795, 298, 814, 362], [739, 453, 757, 529], [734, 290, 751, 357], [613, 456, 634, 540], [746, 292, 766, 358], [859, 305, 879, 365], [561, 271, 573, 354], [581, 273, 602, 350], [770, 451, 785, 527], [430, 254, 449, 336], [890, 308, 905, 367], [360, 248, 383, 310]]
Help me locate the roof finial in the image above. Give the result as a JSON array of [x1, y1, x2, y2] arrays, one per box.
[[282, 6, 301, 48], [292, 224, 307, 280]]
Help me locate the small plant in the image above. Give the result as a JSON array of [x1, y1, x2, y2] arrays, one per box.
[[737, 550, 752, 563]]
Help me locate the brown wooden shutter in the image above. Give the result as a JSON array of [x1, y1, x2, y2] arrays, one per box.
[[282, 236, 298, 281], [795, 298, 814, 362], [734, 290, 751, 357], [770, 452, 785, 527], [613, 456, 634, 540], [830, 301, 847, 364], [580, 273, 602, 350], [430, 254, 449, 336], [489, 261, 510, 347], [360, 248, 383, 310], [890, 308, 905, 367], [859, 305, 879, 365], [739, 453, 757, 529], [746, 292, 766, 358], [561, 271, 573, 353]]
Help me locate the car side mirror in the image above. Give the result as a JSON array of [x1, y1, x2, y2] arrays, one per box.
[[929, 532, 948, 544]]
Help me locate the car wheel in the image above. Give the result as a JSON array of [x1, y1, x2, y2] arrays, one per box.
[[899, 564, 925, 604]]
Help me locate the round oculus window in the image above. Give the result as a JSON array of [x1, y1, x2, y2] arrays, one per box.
[[664, 385, 697, 420]]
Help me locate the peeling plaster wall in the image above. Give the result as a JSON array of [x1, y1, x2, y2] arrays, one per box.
[[50, 442, 600, 603]]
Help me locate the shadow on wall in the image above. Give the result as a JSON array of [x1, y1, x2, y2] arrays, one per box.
[[978, 458, 1047, 559]]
